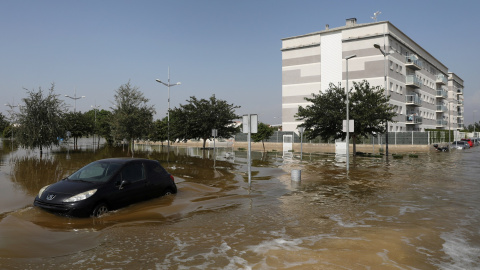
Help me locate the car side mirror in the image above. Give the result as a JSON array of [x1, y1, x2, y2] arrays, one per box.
[[118, 180, 129, 190]]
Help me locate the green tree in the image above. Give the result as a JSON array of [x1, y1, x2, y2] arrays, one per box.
[[96, 109, 113, 145], [111, 81, 155, 155], [349, 80, 396, 153], [64, 111, 91, 149], [170, 95, 240, 149], [296, 83, 345, 141], [0, 113, 10, 138], [252, 122, 275, 152], [149, 117, 168, 145], [15, 84, 67, 157], [296, 80, 396, 154]]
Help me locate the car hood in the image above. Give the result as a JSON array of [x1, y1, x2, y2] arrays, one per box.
[[39, 180, 103, 202]]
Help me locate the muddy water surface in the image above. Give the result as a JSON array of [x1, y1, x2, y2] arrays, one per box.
[[1, 141, 480, 269]]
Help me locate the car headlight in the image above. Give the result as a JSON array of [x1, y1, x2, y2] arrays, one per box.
[[63, 189, 98, 203], [38, 185, 50, 198]]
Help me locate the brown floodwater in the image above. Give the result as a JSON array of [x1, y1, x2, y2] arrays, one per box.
[[1, 140, 480, 269]]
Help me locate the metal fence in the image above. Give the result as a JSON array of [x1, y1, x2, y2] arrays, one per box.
[[234, 130, 462, 145]]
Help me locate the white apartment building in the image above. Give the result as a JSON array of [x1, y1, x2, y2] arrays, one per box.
[[281, 18, 464, 132]]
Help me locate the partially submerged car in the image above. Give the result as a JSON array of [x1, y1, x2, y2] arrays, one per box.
[[451, 141, 470, 150], [34, 158, 176, 217], [461, 138, 474, 147]]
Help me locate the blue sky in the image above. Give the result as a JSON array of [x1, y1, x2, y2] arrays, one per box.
[[1, 0, 479, 125]]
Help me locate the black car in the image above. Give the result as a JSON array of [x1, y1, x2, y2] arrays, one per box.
[[34, 158, 177, 217]]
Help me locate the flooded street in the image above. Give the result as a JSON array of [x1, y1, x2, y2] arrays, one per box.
[[1, 141, 480, 269]]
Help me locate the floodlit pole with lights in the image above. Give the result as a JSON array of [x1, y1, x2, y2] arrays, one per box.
[[374, 43, 392, 157], [65, 88, 85, 113], [345, 54, 356, 171], [156, 67, 181, 148]]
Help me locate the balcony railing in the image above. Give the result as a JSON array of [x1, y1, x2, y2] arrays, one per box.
[[436, 105, 447, 112], [406, 115, 422, 124], [436, 74, 447, 85], [406, 95, 422, 106], [436, 89, 448, 99], [406, 75, 422, 88], [405, 55, 422, 70], [436, 120, 448, 127], [458, 100, 464, 106]]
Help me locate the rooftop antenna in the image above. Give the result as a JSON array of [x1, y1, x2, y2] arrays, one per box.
[[371, 11, 381, 22]]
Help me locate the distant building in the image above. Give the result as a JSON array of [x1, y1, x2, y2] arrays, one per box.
[[281, 18, 464, 132]]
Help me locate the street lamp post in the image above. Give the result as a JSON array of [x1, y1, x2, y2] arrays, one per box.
[[65, 89, 86, 113], [474, 110, 477, 137], [373, 43, 391, 157], [156, 67, 181, 149], [91, 102, 101, 149], [345, 54, 356, 171]]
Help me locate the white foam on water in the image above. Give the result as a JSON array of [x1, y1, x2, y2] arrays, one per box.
[[438, 230, 480, 270]]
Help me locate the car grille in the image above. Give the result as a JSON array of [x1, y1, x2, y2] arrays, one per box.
[[34, 199, 70, 212]]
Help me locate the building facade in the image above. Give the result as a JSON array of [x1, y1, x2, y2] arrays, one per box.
[[281, 18, 464, 132]]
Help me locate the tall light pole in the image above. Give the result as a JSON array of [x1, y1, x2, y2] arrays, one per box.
[[65, 88, 85, 113], [374, 43, 391, 157], [345, 54, 356, 171], [156, 67, 181, 148], [473, 110, 477, 137], [91, 102, 101, 149]]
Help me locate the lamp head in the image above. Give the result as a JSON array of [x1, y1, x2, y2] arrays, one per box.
[[374, 43, 381, 49]]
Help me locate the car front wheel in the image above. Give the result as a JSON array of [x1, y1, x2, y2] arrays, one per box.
[[92, 203, 108, 217]]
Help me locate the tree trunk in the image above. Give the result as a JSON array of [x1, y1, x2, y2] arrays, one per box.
[[202, 138, 207, 149], [262, 140, 266, 152], [353, 134, 357, 156]]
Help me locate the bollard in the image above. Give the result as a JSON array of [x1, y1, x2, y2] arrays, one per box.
[[291, 169, 301, 182]]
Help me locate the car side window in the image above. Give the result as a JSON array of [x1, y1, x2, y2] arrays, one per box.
[[121, 163, 145, 182]]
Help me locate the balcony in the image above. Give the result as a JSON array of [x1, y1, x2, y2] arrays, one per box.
[[436, 74, 447, 85], [457, 88, 463, 95], [406, 115, 422, 124], [436, 120, 448, 127], [406, 95, 422, 106], [436, 105, 447, 112], [436, 89, 448, 99], [405, 55, 422, 70], [458, 100, 464, 106], [406, 75, 422, 88]]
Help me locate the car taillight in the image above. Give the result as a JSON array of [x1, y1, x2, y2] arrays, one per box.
[[169, 174, 175, 182]]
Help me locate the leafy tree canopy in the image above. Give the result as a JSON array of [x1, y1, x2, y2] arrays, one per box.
[[111, 81, 155, 153], [0, 113, 9, 138], [170, 95, 240, 149], [252, 122, 275, 152], [149, 117, 168, 144], [296, 80, 396, 142], [15, 84, 67, 156]]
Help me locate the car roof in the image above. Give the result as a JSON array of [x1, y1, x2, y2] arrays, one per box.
[[96, 158, 158, 164]]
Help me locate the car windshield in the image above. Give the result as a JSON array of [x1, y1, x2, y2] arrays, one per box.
[[68, 161, 122, 183], [452, 141, 465, 145]]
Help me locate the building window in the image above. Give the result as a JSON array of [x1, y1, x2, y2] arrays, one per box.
[[400, 86, 403, 94], [390, 60, 394, 70]]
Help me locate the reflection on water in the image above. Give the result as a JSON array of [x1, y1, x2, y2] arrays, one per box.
[[1, 142, 480, 269]]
